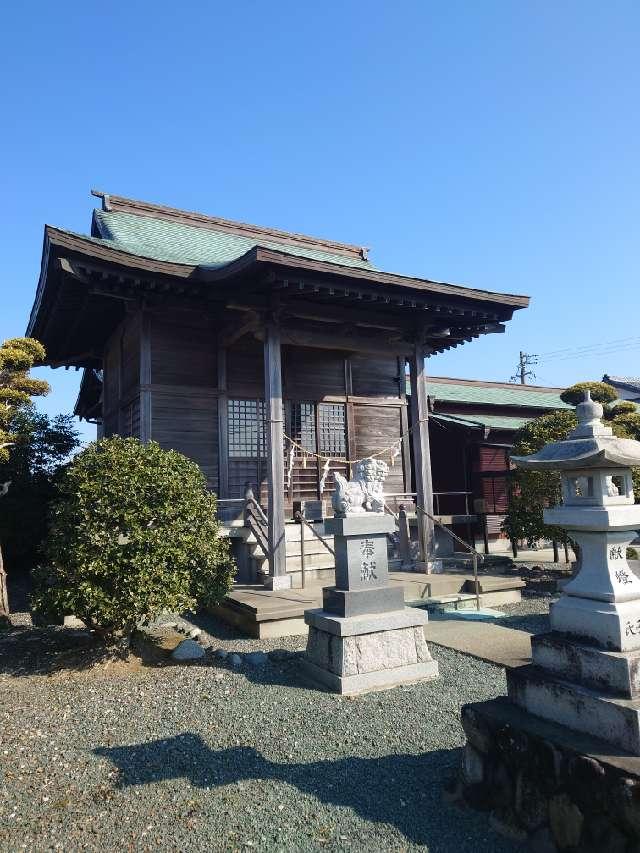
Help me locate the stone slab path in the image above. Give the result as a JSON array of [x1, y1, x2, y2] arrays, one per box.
[[424, 617, 532, 669]]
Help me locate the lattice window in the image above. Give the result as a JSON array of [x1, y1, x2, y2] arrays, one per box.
[[289, 402, 316, 451], [228, 399, 265, 458], [318, 403, 346, 457]]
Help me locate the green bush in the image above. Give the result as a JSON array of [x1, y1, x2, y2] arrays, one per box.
[[559, 381, 617, 407], [32, 437, 235, 641], [608, 401, 638, 419], [0, 409, 79, 572]]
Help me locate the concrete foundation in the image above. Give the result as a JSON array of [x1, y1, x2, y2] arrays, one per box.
[[303, 608, 438, 695], [458, 697, 640, 848]]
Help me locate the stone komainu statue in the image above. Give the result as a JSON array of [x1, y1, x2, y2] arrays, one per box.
[[332, 457, 389, 517]]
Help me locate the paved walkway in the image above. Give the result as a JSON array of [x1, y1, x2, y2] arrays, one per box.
[[424, 617, 533, 669]]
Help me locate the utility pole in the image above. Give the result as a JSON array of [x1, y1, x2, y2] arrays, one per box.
[[510, 351, 538, 385]]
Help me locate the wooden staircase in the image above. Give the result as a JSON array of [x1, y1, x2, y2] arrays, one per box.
[[255, 522, 336, 588]]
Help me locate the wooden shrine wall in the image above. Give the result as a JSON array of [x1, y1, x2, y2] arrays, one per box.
[[102, 312, 141, 440], [149, 311, 219, 491], [102, 312, 409, 506]]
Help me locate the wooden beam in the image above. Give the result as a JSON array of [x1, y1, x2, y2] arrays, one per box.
[[408, 345, 435, 568], [227, 298, 406, 331], [218, 312, 260, 348], [217, 345, 229, 499], [398, 357, 413, 494], [254, 324, 415, 357], [263, 321, 289, 587], [139, 311, 152, 443]]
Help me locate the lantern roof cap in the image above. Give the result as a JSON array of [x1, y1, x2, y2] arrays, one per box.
[[511, 392, 640, 471]]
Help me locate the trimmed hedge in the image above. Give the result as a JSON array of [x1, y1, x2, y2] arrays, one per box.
[[33, 437, 235, 641]]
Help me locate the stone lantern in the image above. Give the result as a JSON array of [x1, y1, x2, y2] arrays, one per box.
[[508, 391, 640, 751]]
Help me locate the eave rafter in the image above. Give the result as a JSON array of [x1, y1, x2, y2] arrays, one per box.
[[269, 276, 507, 323], [58, 256, 204, 301]]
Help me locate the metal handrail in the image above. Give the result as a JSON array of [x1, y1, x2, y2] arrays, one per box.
[[294, 511, 335, 589], [416, 504, 484, 562], [294, 513, 335, 557], [415, 503, 483, 611], [383, 491, 474, 516]]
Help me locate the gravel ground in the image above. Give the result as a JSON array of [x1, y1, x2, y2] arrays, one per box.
[[494, 593, 556, 635], [0, 613, 522, 853]]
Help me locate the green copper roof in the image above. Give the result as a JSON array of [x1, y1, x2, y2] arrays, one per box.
[[93, 210, 375, 270], [423, 379, 570, 409], [433, 413, 533, 431]]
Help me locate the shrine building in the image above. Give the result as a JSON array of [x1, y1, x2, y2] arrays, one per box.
[[27, 191, 529, 592]]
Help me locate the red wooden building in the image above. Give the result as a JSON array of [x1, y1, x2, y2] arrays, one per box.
[[425, 377, 569, 551]]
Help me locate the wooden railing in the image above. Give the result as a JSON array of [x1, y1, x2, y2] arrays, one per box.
[[294, 511, 335, 589], [243, 484, 269, 558]]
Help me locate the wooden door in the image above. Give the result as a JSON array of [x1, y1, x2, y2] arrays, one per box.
[[285, 401, 348, 510]]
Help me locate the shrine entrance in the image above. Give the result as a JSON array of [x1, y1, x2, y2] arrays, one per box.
[[227, 397, 348, 515]]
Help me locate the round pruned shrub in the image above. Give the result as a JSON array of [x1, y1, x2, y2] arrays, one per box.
[[32, 437, 235, 642], [560, 381, 617, 407]]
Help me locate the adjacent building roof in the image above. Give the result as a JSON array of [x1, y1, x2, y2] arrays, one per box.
[[602, 374, 640, 400], [431, 412, 534, 431], [425, 376, 570, 410], [420, 376, 569, 437]]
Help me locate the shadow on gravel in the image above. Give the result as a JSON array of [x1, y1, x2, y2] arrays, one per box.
[[95, 733, 464, 848], [494, 613, 550, 635], [0, 627, 121, 677]]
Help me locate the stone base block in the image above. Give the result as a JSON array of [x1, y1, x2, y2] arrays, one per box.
[[304, 606, 428, 636], [262, 575, 292, 591], [303, 608, 438, 695], [322, 585, 405, 618], [550, 594, 640, 651], [460, 697, 640, 849], [507, 664, 640, 753], [532, 632, 640, 698], [301, 657, 439, 695]]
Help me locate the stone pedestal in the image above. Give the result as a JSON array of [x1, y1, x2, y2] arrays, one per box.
[[458, 697, 640, 849], [459, 394, 640, 845], [302, 513, 438, 695], [505, 503, 640, 752]]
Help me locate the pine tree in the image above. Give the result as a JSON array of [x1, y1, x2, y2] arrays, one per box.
[[0, 337, 50, 618]]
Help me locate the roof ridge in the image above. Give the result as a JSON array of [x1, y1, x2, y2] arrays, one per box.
[[90, 189, 370, 262], [426, 375, 566, 392]]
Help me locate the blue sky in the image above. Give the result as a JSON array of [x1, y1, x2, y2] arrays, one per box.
[[2, 1, 639, 442]]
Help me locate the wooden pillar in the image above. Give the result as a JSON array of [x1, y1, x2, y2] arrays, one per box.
[[408, 343, 434, 569], [263, 321, 289, 588], [217, 345, 229, 500], [139, 311, 152, 443]]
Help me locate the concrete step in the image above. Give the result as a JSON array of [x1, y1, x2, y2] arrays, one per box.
[[507, 663, 640, 754], [285, 539, 335, 557], [425, 593, 481, 613], [284, 524, 333, 543], [253, 552, 336, 573], [464, 578, 526, 594], [422, 575, 468, 597], [287, 566, 336, 589]]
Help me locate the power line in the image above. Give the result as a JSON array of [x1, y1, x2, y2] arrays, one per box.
[[541, 341, 640, 364], [538, 335, 640, 359]]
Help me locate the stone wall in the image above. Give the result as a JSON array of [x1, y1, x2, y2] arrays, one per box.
[[457, 697, 640, 851]]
